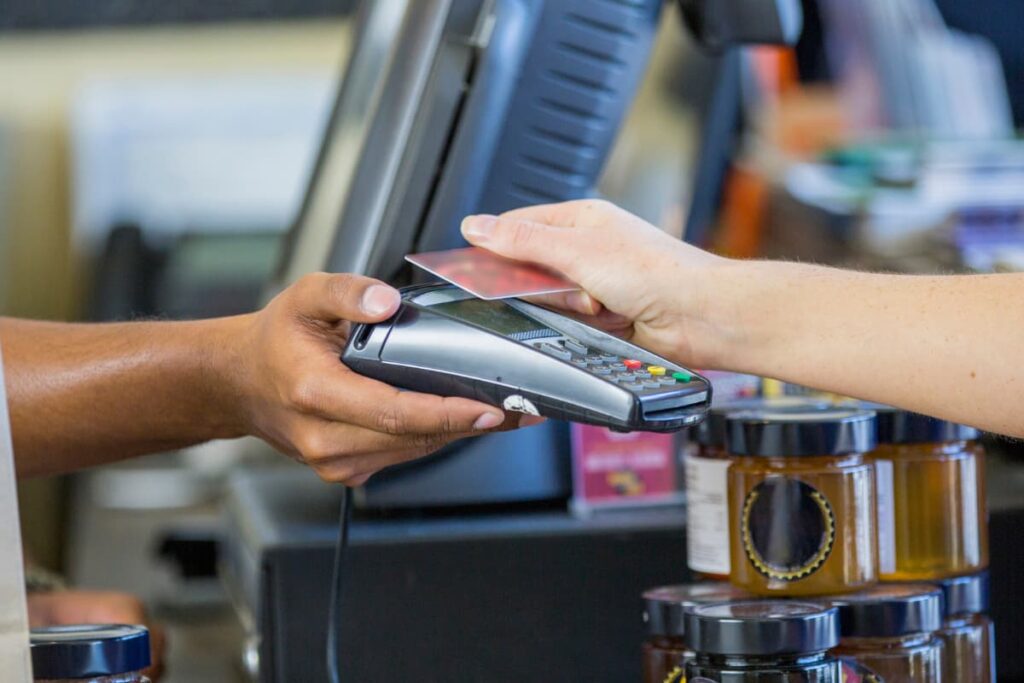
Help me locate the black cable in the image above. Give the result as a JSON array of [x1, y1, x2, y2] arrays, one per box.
[[326, 486, 353, 683]]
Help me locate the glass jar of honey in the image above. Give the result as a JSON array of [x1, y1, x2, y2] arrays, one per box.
[[864, 404, 987, 580], [683, 600, 842, 682], [829, 584, 943, 683], [642, 583, 749, 683], [726, 408, 877, 597], [935, 572, 995, 683], [687, 398, 831, 580]]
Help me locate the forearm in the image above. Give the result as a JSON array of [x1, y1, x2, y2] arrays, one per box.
[[0, 316, 249, 476], [709, 260, 1024, 436], [460, 203, 1024, 436]]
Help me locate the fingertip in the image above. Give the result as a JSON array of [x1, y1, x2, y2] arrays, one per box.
[[360, 283, 400, 319], [569, 291, 601, 316], [347, 472, 373, 487], [461, 214, 498, 243], [472, 411, 505, 430]]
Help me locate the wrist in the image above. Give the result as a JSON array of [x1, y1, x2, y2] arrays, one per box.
[[194, 314, 254, 440], [695, 259, 806, 373], [639, 244, 738, 369]]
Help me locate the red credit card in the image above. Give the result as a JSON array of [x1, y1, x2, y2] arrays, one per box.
[[405, 247, 579, 300]]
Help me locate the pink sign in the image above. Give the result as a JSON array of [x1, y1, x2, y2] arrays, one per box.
[[570, 424, 681, 510]]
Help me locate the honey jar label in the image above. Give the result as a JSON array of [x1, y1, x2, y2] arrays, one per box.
[[740, 477, 836, 581], [684, 452, 732, 575]]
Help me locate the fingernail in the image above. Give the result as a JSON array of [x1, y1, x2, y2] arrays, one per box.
[[519, 415, 547, 427], [361, 284, 399, 317], [568, 291, 597, 315], [461, 214, 498, 241], [472, 412, 504, 430]]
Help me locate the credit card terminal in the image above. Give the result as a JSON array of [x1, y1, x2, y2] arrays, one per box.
[[342, 284, 711, 432]]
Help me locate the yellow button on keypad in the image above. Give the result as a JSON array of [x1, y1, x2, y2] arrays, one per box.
[[647, 366, 666, 376]]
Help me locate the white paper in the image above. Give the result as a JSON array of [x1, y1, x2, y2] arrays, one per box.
[[0, 345, 33, 680], [684, 452, 732, 575]]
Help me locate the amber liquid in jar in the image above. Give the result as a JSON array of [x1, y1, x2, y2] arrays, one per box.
[[838, 658, 885, 683], [689, 397, 834, 583], [832, 634, 942, 683], [872, 440, 988, 580], [642, 636, 687, 683], [938, 613, 995, 683], [728, 454, 877, 597]]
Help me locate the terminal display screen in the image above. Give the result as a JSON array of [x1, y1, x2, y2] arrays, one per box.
[[430, 298, 551, 337]]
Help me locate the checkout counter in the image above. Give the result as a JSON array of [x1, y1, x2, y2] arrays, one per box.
[[222, 465, 687, 681], [40, 0, 1023, 680], [220, 445, 1024, 681]]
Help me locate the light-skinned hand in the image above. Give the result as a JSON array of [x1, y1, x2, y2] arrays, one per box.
[[461, 199, 732, 369]]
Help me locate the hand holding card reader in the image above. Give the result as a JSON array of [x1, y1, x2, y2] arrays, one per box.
[[343, 284, 711, 432]]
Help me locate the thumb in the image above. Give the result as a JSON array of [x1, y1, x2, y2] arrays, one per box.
[[291, 273, 401, 324], [461, 214, 577, 277]]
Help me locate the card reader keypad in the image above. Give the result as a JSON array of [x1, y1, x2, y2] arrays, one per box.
[[538, 342, 572, 361], [533, 338, 692, 395], [563, 339, 588, 356]]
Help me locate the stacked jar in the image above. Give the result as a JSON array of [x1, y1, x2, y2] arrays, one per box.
[[683, 600, 843, 682], [829, 585, 945, 683], [934, 572, 995, 683], [641, 583, 749, 683], [30, 624, 152, 683], [853, 403, 995, 680], [685, 398, 830, 581], [672, 400, 995, 679], [724, 407, 878, 597], [863, 404, 988, 581]]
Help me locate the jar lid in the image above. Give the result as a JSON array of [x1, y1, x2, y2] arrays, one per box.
[[726, 408, 876, 457], [31, 624, 150, 679], [642, 583, 749, 637], [683, 600, 839, 656], [935, 571, 989, 617], [842, 401, 979, 443], [695, 397, 832, 448], [829, 585, 943, 638]]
